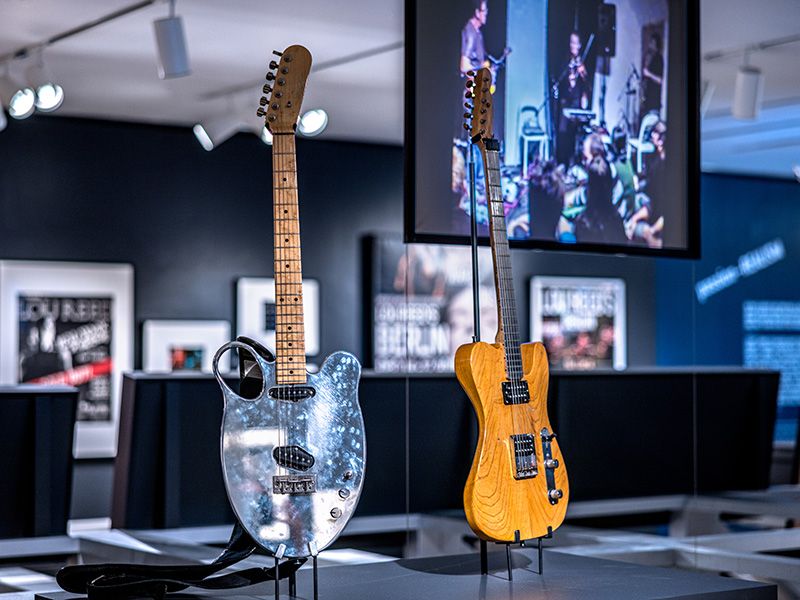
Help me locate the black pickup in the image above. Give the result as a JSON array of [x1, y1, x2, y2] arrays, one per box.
[[273, 445, 315, 471], [268, 386, 316, 402]]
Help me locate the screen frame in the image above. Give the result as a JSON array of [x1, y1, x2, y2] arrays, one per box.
[[403, 0, 701, 259]]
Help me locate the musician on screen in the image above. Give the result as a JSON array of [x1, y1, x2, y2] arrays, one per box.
[[556, 31, 591, 166], [460, 0, 510, 87], [641, 32, 664, 117], [460, 0, 489, 74]]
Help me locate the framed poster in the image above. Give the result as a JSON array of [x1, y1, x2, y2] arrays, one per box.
[[236, 278, 320, 357], [530, 276, 626, 370], [143, 320, 231, 373], [0, 261, 133, 458], [364, 235, 498, 373]]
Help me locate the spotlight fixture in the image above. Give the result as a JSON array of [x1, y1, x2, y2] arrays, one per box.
[[0, 73, 35, 120], [732, 57, 763, 120], [260, 126, 273, 146], [699, 79, 715, 120], [297, 109, 328, 137], [154, 0, 190, 79], [193, 114, 240, 151], [27, 54, 64, 112]]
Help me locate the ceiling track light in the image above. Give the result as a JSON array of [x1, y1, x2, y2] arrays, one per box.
[[297, 109, 329, 137], [27, 50, 64, 112], [0, 67, 35, 120], [154, 0, 190, 79], [193, 114, 242, 151], [732, 51, 763, 121]]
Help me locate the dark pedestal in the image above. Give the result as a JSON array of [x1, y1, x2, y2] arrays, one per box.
[[37, 548, 775, 599]]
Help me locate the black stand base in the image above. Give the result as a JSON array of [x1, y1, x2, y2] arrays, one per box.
[[479, 526, 553, 579], [272, 555, 318, 599]]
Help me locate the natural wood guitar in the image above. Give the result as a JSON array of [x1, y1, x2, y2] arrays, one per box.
[[456, 68, 569, 543]]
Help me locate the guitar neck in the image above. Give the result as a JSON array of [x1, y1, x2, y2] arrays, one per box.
[[481, 141, 523, 381], [272, 133, 307, 384]]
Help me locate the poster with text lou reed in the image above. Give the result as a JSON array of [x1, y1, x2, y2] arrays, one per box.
[[0, 261, 133, 458], [18, 296, 113, 421]]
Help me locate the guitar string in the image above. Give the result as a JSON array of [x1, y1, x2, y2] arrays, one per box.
[[484, 146, 539, 477], [482, 148, 526, 449]]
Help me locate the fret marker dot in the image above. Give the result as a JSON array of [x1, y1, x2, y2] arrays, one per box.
[[289, 370, 294, 374], [284, 209, 288, 214], [286, 264, 289, 268]]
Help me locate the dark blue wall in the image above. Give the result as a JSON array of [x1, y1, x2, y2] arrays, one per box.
[[656, 174, 800, 441]]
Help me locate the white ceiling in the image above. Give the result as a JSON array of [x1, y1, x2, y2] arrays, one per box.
[[700, 0, 800, 177], [0, 0, 799, 176], [0, 0, 405, 144]]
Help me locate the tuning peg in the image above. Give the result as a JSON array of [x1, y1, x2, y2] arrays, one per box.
[[463, 123, 470, 131], [466, 70, 476, 77], [269, 60, 279, 70], [272, 50, 283, 57], [465, 80, 475, 89], [256, 107, 266, 117], [463, 112, 471, 119], [464, 102, 473, 109], [266, 72, 276, 81], [259, 96, 268, 106], [263, 84, 272, 94], [480, 119, 486, 124], [465, 91, 474, 99]]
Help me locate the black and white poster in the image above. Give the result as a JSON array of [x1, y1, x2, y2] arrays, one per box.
[[0, 261, 133, 458], [18, 296, 113, 421], [366, 236, 498, 373]]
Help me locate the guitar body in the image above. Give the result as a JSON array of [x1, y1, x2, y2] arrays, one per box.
[[456, 340, 568, 542], [215, 343, 365, 558]]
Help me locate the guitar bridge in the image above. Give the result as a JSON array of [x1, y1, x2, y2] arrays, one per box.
[[511, 433, 537, 479], [273, 475, 316, 495]]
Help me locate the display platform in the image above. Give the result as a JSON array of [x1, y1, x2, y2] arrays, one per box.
[[36, 548, 775, 600]]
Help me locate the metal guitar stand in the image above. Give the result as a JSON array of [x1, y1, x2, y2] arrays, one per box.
[[467, 136, 552, 582], [271, 552, 320, 599], [478, 527, 553, 579]]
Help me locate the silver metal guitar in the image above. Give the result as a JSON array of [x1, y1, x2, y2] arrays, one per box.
[[213, 340, 365, 559]]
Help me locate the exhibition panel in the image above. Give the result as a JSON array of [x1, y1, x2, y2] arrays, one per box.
[[0, 0, 798, 598]]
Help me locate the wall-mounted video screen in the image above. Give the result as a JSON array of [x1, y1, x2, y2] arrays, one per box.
[[406, 0, 699, 257]]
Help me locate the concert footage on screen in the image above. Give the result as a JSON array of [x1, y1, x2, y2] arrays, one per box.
[[410, 0, 695, 254]]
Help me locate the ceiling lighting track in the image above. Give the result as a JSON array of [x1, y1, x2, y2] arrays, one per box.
[[0, 0, 158, 64], [200, 41, 404, 101], [704, 33, 800, 63]]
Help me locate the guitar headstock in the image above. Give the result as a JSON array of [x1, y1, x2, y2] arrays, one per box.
[[463, 67, 493, 142], [257, 45, 312, 134]]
